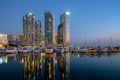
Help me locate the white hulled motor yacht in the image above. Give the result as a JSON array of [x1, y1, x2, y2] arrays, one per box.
[[45, 46, 53, 54], [5, 47, 18, 54]]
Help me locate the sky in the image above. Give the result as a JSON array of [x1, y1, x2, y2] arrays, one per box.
[[0, 0, 120, 46]]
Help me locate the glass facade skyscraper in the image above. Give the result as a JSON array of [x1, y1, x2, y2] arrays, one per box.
[[44, 10, 55, 46], [57, 24, 64, 45], [60, 12, 70, 45], [35, 20, 42, 46], [23, 13, 35, 46]]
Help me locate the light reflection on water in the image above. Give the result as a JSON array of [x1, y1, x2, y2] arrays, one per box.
[[0, 52, 70, 80], [0, 52, 120, 80]]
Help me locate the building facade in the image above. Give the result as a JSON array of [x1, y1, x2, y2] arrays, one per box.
[[60, 12, 70, 45], [44, 10, 55, 46], [35, 20, 42, 46], [23, 13, 35, 46], [19, 34, 24, 45], [0, 33, 7, 45], [7, 34, 17, 46], [57, 24, 64, 45]]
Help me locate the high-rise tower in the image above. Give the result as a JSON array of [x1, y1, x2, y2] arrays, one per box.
[[35, 20, 42, 46], [60, 12, 70, 45], [23, 13, 35, 46], [57, 24, 64, 45], [44, 10, 55, 46]]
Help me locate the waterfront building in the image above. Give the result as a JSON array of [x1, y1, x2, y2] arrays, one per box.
[[7, 34, 17, 46], [57, 24, 64, 45], [44, 10, 55, 46], [0, 33, 7, 45], [19, 34, 24, 45], [23, 13, 35, 46], [60, 12, 70, 45], [35, 20, 42, 46]]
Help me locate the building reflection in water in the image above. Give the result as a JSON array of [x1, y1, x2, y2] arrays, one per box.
[[0, 55, 7, 64], [23, 53, 44, 80], [0, 53, 17, 64], [22, 52, 70, 80], [57, 52, 70, 80], [45, 53, 56, 80]]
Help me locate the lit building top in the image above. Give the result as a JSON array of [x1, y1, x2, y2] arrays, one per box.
[[23, 12, 35, 46], [60, 11, 70, 45]]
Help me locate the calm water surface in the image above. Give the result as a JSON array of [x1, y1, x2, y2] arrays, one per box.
[[0, 52, 120, 80]]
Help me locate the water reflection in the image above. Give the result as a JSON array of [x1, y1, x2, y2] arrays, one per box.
[[0, 56, 7, 64], [72, 52, 120, 66], [0, 53, 17, 64], [0, 52, 120, 80], [21, 52, 70, 80], [56, 53, 70, 80], [22, 53, 43, 80], [45, 53, 56, 80]]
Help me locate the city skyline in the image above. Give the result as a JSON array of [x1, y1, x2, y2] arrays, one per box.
[[1, 0, 120, 45]]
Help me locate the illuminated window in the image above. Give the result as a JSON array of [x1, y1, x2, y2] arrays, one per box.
[[48, 18, 52, 22]]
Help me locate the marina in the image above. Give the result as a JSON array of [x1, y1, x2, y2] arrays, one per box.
[[1, 46, 120, 54], [1, 0, 120, 80]]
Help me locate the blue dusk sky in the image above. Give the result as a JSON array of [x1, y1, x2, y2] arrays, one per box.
[[0, 0, 120, 45]]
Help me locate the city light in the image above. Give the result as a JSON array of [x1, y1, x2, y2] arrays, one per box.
[[65, 11, 70, 15]]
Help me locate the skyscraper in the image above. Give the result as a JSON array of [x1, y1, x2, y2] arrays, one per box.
[[57, 24, 63, 45], [60, 12, 70, 45], [35, 20, 42, 46], [44, 10, 55, 46], [23, 13, 35, 46]]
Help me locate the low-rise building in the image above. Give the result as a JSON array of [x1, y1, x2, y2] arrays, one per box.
[[0, 33, 8, 45], [7, 34, 17, 46]]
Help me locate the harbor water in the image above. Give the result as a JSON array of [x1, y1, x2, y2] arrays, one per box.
[[0, 52, 120, 80]]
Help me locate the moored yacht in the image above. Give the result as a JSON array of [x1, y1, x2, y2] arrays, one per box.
[[5, 47, 18, 54], [45, 46, 53, 54], [78, 48, 88, 53], [56, 46, 64, 54], [64, 46, 69, 52], [33, 47, 40, 53], [21, 48, 29, 53]]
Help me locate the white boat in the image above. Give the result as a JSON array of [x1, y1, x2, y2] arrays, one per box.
[[21, 48, 29, 53], [45, 47, 53, 54], [56, 46, 64, 53], [64, 46, 69, 52], [5, 47, 18, 54], [33, 47, 40, 53]]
